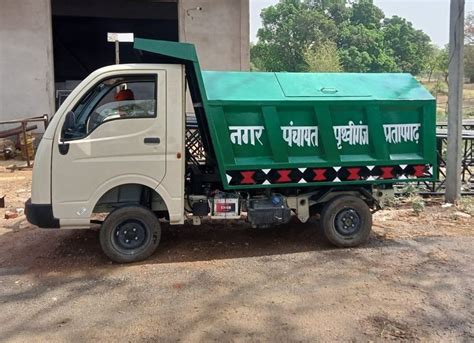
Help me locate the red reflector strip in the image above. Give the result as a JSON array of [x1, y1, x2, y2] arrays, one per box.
[[240, 171, 256, 184], [313, 169, 326, 181], [413, 165, 426, 177], [380, 167, 394, 179], [276, 170, 292, 183], [347, 168, 361, 180]]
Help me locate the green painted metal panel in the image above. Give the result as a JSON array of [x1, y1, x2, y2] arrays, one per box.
[[365, 106, 389, 160], [134, 38, 199, 63], [133, 39, 437, 190], [261, 107, 288, 163], [314, 106, 340, 162], [203, 71, 434, 102], [208, 107, 235, 165], [210, 100, 436, 190], [276, 73, 371, 97]]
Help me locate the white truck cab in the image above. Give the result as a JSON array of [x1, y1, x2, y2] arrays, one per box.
[[26, 64, 187, 234]]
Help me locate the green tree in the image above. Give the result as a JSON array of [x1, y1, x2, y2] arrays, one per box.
[[251, 0, 433, 75], [465, 12, 474, 82], [305, 0, 351, 25], [338, 23, 397, 72], [425, 45, 443, 82], [381, 16, 432, 75], [304, 41, 342, 72], [251, 0, 337, 72], [465, 12, 474, 45], [438, 46, 449, 82], [465, 45, 474, 83], [350, 0, 384, 29]]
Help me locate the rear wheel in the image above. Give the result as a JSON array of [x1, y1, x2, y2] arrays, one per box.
[[320, 195, 372, 247], [100, 205, 161, 263]]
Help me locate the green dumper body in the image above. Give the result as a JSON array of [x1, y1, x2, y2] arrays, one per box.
[[135, 39, 437, 191]]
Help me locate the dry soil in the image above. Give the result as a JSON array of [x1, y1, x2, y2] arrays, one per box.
[[0, 166, 473, 342]]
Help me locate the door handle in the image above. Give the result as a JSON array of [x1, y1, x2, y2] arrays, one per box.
[[144, 137, 161, 144]]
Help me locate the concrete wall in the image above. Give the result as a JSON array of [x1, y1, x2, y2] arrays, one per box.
[[0, 0, 55, 123], [0, 0, 249, 123], [179, 0, 249, 113], [179, 0, 250, 71]]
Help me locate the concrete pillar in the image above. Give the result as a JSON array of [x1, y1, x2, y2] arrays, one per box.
[[239, 0, 250, 71], [0, 0, 55, 124], [445, 0, 465, 203]]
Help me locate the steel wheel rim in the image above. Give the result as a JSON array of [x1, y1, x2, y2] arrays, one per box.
[[113, 219, 148, 251], [334, 208, 361, 236]]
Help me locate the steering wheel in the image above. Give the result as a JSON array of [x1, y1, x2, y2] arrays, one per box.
[[86, 111, 101, 134]]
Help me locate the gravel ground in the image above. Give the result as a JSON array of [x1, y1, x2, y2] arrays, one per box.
[[0, 168, 473, 342]]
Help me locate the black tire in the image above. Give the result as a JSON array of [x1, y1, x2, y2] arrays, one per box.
[[320, 195, 372, 248], [99, 205, 161, 263]]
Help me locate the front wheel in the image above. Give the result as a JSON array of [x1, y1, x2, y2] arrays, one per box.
[[100, 205, 161, 263], [320, 195, 372, 248]]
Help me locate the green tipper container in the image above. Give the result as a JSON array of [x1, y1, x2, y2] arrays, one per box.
[[204, 71, 436, 190], [134, 39, 437, 190]]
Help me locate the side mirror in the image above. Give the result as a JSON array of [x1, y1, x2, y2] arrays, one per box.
[[59, 111, 75, 155], [61, 111, 76, 143], [63, 111, 76, 131], [61, 111, 76, 139]]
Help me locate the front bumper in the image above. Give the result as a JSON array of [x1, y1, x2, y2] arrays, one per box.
[[25, 198, 60, 228]]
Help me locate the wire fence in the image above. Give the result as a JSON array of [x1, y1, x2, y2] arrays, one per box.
[[414, 120, 474, 196]]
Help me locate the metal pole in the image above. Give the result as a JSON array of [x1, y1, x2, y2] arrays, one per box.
[[115, 40, 120, 64], [21, 121, 31, 168], [43, 114, 49, 130], [446, 0, 465, 203]]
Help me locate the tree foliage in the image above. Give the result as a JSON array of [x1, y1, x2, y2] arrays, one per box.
[[465, 45, 474, 83], [465, 12, 474, 82], [304, 41, 342, 72], [465, 12, 474, 45], [351, 0, 384, 29], [381, 16, 432, 75], [251, 0, 337, 72], [425, 45, 448, 82], [251, 0, 433, 75], [338, 21, 397, 72]]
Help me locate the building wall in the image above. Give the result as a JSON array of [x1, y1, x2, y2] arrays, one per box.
[[0, 0, 249, 123], [179, 0, 249, 112], [0, 0, 55, 123], [179, 0, 250, 71]]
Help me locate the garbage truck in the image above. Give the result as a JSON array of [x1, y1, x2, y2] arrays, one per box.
[[25, 38, 437, 263]]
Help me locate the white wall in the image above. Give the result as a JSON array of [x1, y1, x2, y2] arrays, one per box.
[[0, 0, 55, 124]]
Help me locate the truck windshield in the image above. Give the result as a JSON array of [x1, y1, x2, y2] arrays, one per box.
[[63, 75, 157, 140]]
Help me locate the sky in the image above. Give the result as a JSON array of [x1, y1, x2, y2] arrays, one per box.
[[250, 0, 474, 47]]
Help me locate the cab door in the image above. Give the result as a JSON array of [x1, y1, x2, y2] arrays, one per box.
[[51, 70, 167, 224]]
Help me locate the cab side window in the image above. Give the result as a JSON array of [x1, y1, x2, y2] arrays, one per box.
[[63, 75, 157, 140]]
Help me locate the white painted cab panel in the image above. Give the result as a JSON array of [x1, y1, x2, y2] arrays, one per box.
[[47, 64, 185, 227]]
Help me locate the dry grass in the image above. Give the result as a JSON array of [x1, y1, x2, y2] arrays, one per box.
[[458, 196, 474, 215], [421, 81, 474, 119]]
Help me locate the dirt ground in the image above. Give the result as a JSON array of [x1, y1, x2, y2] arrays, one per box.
[[0, 166, 473, 342]]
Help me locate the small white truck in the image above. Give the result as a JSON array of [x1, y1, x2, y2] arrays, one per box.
[[25, 39, 436, 263]]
